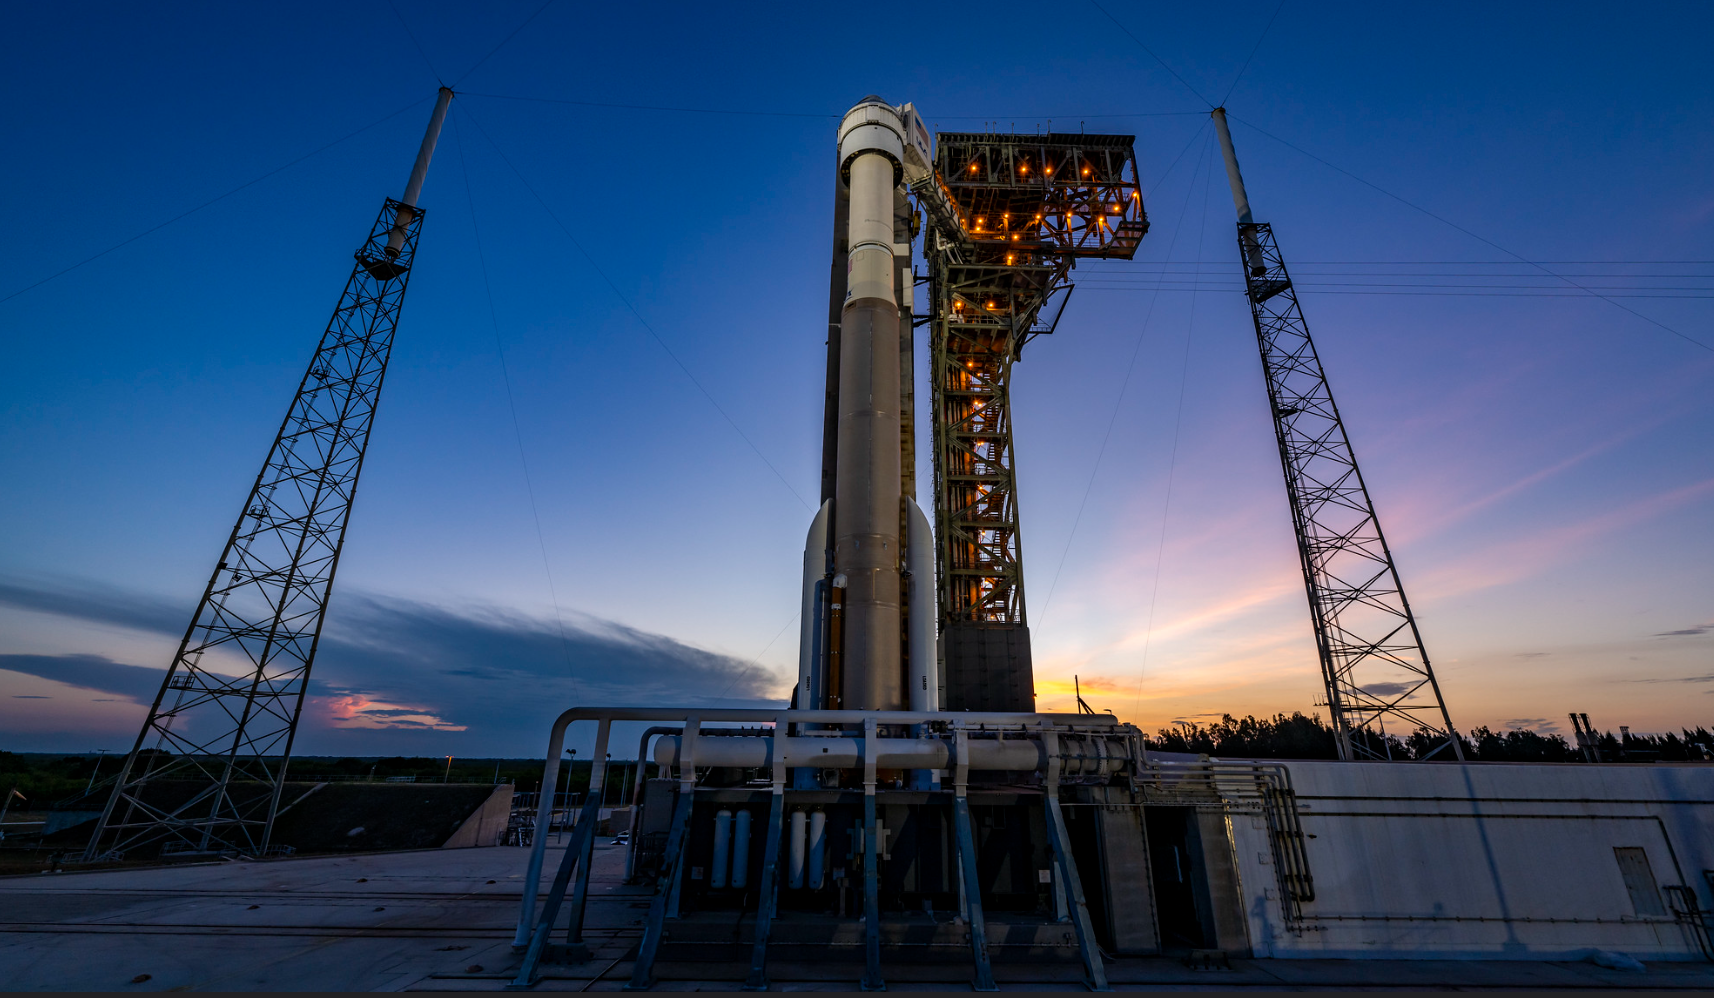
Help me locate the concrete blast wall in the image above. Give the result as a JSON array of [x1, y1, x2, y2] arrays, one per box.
[[1224, 761, 1714, 960]]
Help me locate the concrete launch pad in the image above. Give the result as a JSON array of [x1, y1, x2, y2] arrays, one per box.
[[6, 834, 1714, 991]]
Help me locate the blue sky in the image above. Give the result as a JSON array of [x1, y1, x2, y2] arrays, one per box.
[[2, 2, 1710, 757]]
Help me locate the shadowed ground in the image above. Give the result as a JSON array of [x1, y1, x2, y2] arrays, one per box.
[[3, 839, 1714, 991]]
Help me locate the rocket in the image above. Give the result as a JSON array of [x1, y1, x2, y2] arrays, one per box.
[[797, 97, 937, 715]]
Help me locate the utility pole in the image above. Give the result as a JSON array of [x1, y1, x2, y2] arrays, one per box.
[[1211, 108, 1463, 762], [85, 88, 455, 860]]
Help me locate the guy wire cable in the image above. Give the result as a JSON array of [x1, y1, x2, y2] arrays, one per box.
[[451, 106, 582, 691], [1133, 126, 1219, 719], [459, 104, 814, 512], [1036, 119, 1213, 624]]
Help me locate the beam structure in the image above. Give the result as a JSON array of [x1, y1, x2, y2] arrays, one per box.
[[919, 132, 1146, 711], [1211, 108, 1462, 761], [85, 89, 452, 860]]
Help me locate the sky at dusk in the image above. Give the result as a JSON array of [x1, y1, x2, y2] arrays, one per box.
[[2, 2, 1710, 758]]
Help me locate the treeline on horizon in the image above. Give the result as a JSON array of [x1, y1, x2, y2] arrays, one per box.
[[7, 715, 1712, 803], [0, 752, 588, 803], [1148, 712, 1714, 763]]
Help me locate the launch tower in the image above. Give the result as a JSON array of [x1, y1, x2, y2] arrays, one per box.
[[84, 89, 454, 860], [799, 99, 1149, 719], [1210, 109, 1462, 761]]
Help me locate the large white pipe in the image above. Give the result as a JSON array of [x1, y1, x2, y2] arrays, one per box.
[[652, 733, 1131, 777], [385, 87, 453, 259], [1210, 107, 1253, 225], [834, 97, 907, 711], [797, 500, 832, 708], [730, 808, 752, 889], [788, 810, 808, 889], [1211, 107, 1267, 276], [807, 810, 827, 889], [906, 499, 937, 712]]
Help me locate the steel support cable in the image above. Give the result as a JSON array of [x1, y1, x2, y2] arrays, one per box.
[[385, 0, 444, 84], [1089, 0, 1214, 107], [1077, 285, 1714, 300], [1226, 113, 1714, 354], [1079, 278, 1714, 291], [715, 609, 800, 701], [461, 91, 1208, 121], [461, 92, 837, 118], [1094, 259, 1714, 265], [450, 108, 580, 691], [1036, 121, 1211, 623], [458, 107, 813, 511], [1221, 0, 1288, 105], [1131, 130, 1218, 717], [0, 96, 432, 306], [448, 0, 557, 88]]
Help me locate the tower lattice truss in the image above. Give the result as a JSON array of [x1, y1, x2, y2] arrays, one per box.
[[87, 201, 423, 859], [1238, 221, 1461, 760], [916, 132, 1146, 710]]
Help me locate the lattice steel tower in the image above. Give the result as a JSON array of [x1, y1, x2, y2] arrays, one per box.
[[1211, 108, 1462, 761], [85, 89, 455, 859], [915, 131, 1147, 711]]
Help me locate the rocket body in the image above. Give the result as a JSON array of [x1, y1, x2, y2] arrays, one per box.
[[797, 97, 935, 715], [834, 99, 905, 711]]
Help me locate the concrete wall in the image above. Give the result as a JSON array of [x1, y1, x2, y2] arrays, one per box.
[[442, 784, 513, 849], [1222, 761, 1714, 960]]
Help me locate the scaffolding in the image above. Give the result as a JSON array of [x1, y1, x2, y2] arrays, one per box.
[[83, 200, 426, 859], [918, 131, 1147, 710]]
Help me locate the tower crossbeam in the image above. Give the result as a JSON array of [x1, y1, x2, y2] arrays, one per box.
[[1238, 220, 1462, 761], [84, 199, 426, 860]]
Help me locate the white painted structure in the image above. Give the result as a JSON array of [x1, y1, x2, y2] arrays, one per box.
[[1224, 760, 1714, 960]]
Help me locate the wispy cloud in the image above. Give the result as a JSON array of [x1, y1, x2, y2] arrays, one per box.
[[1656, 623, 1713, 638], [0, 577, 786, 753], [1624, 674, 1714, 685], [1413, 477, 1714, 600], [0, 652, 166, 702]]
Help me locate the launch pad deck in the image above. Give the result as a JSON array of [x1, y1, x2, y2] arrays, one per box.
[[6, 835, 1714, 991]]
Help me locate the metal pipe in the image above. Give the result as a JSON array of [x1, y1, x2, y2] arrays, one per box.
[[1210, 107, 1253, 225], [385, 87, 453, 258], [625, 725, 680, 880], [788, 810, 807, 889], [652, 732, 1132, 776], [1211, 107, 1268, 278], [544, 705, 1118, 728], [807, 810, 827, 889], [514, 709, 576, 946], [403, 88, 453, 209]]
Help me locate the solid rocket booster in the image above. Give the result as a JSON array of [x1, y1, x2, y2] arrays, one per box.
[[833, 97, 905, 711]]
